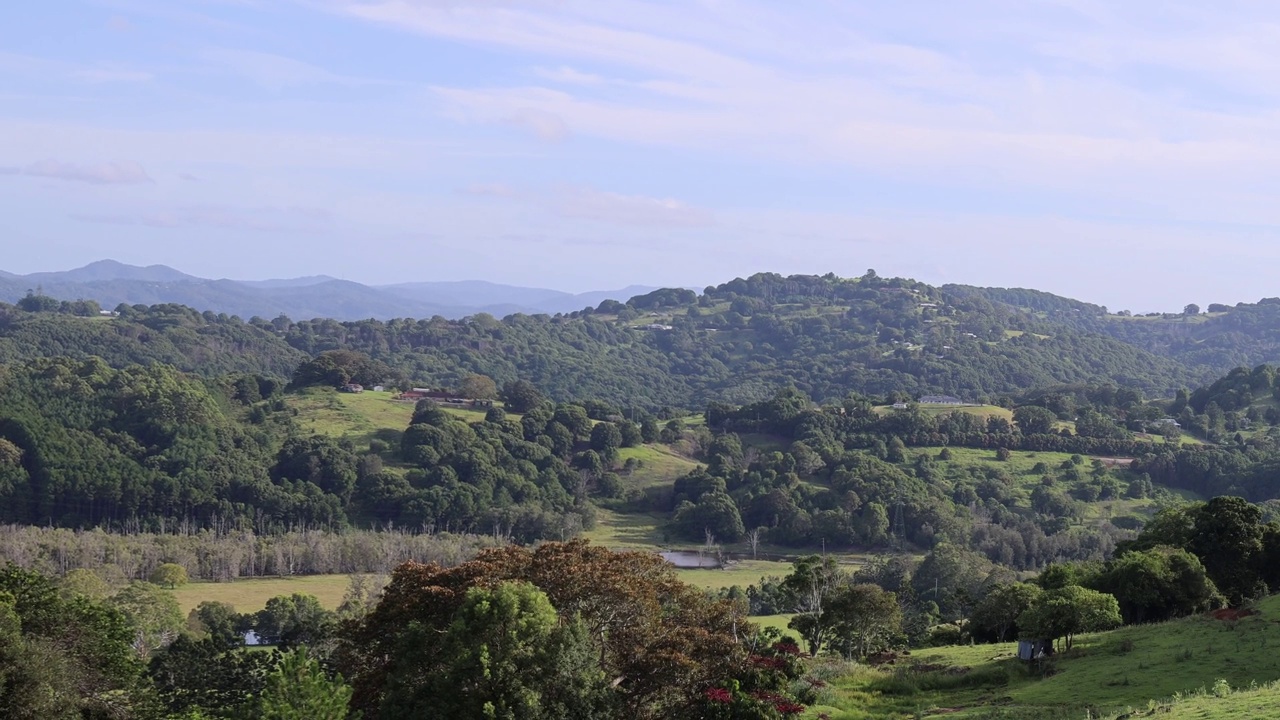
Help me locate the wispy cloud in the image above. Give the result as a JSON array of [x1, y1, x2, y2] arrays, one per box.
[[458, 182, 519, 197], [330, 0, 1280, 205], [13, 159, 153, 185], [71, 205, 332, 231], [555, 187, 712, 227], [202, 48, 393, 90]]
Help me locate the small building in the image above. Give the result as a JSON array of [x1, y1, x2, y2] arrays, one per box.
[[891, 402, 909, 410], [919, 395, 964, 405], [341, 383, 364, 393], [1017, 639, 1054, 661], [1154, 417, 1181, 427], [372, 385, 385, 392]]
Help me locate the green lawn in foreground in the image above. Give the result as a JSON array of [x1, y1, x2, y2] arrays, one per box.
[[170, 574, 357, 615], [811, 595, 1280, 719]]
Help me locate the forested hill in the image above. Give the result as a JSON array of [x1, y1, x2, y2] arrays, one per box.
[[0, 302, 306, 377], [1, 272, 1212, 407], [951, 285, 1280, 376]]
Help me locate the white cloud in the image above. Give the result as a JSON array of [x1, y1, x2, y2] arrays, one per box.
[[531, 65, 605, 85], [458, 182, 519, 197], [327, 0, 1280, 212], [201, 48, 387, 90], [71, 205, 332, 231], [555, 187, 712, 227], [18, 159, 153, 185]]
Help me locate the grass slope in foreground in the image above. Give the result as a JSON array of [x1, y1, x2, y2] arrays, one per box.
[[810, 594, 1280, 719]]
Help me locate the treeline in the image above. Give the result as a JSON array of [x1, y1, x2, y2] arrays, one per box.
[[0, 525, 498, 582], [0, 302, 306, 377], [648, 389, 1148, 569], [0, 354, 633, 540], [1, 541, 816, 719], [707, 387, 1173, 458], [0, 272, 1216, 410]]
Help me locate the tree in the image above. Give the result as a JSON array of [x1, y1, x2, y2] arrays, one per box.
[[1013, 406, 1057, 435], [1184, 303, 1201, 316], [150, 562, 190, 589], [783, 555, 846, 655], [671, 492, 746, 543], [827, 583, 902, 660], [381, 581, 613, 719], [187, 601, 247, 646], [148, 635, 280, 716], [590, 422, 623, 456], [254, 594, 336, 646], [59, 568, 113, 600], [971, 583, 1042, 642], [502, 380, 546, 414], [340, 540, 746, 720], [112, 581, 185, 658], [460, 373, 499, 400], [1187, 497, 1266, 605], [0, 565, 141, 718], [255, 647, 354, 720], [1017, 585, 1120, 651], [1093, 547, 1222, 623], [910, 544, 991, 621]]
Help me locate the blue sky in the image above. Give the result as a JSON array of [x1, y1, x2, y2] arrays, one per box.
[[3, 1, 1280, 311]]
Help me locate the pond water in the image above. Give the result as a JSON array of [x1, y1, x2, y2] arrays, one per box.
[[660, 551, 723, 568]]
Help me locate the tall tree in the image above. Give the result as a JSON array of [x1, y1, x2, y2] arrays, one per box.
[[255, 647, 353, 720], [971, 583, 1042, 643], [381, 581, 613, 719], [1017, 585, 1120, 651]]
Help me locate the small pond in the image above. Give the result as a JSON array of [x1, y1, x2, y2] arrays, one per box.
[[660, 551, 723, 569]]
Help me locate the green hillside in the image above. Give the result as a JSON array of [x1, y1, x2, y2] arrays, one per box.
[[809, 595, 1280, 719]]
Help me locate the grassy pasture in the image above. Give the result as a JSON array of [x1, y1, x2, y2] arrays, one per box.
[[616, 444, 700, 488], [171, 574, 356, 615], [287, 388, 414, 450], [873, 404, 1014, 421], [808, 595, 1280, 719]]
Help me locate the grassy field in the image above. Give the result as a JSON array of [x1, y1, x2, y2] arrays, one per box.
[[582, 508, 670, 549], [287, 388, 510, 447], [675, 560, 799, 590], [806, 595, 1280, 719], [873, 404, 1015, 421], [171, 575, 357, 615], [616, 444, 700, 487], [287, 388, 415, 450]]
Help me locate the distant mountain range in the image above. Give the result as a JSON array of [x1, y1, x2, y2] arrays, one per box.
[[0, 260, 661, 321]]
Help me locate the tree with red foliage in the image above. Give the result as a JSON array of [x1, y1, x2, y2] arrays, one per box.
[[337, 539, 754, 719]]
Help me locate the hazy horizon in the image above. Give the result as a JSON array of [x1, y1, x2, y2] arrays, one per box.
[[5, 2, 1279, 312]]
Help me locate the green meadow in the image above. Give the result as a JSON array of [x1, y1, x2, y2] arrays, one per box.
[[804, 595, 1280, 719]]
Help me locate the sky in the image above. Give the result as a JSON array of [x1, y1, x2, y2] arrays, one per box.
[[3, 1, 1280, 312]]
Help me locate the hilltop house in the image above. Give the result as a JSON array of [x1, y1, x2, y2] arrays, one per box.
[[919, 395, 964, 405]]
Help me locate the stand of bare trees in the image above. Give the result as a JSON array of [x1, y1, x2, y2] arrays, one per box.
[[0, 525, 501, 582]]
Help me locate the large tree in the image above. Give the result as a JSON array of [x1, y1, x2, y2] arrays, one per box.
[[338, 540, 747, 720], [826, 583, 902, 660], [1017, 585, 1120, 651], [1093, 547, 1222, 623], [380, 581, 613, 719], [783, 555, 846, 656], [501, 380, 547, 414], [971, 583, 1042, 643]]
